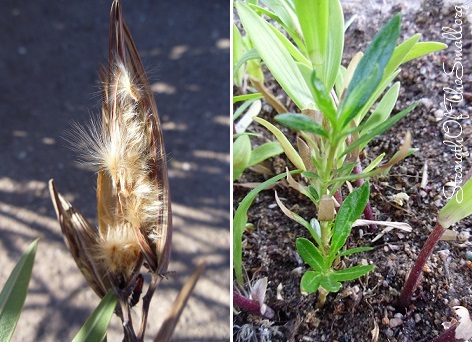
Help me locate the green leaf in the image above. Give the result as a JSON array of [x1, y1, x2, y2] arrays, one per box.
[[311, 72, 338, 128], [296, 238, 326, 272], [383, 34, 420, 79], [253, 117, 306, 171], [233, 23, 245, 87], [233, 93, 263, 104], [340, 14, 401, 127], [236, 2, 314, 110], [248, 142, 283, 167], [0, 239, 38, 342], [322, 0, 344, 90], [360, 82, 400, 138], [438, 175, 472, 229], [72, 290, 118, 342], [294, 0, 328, 65], [234, 171, 302, 285], [330, 182, 370, 259], [402, 41, 448, 64], [319, 275, 342, 292], [275, 113, 329, 138], [233, 135, 252, 181], [331, 265, 375, 282], [338, 246, 373, 257], [268, 25, 311, 66], [233, 48, 260, 76], [342, 102, 417, 158], [300, 271, 321, 293]]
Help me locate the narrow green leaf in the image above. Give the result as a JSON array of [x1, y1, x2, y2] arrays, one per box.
[[319, 275, 342, 292], [253, 117, 306, 171], [330, 182, 370, 258], [233, 135, 252, 181], [338, 246, 373, 257], [296, 238, 326, 272], [322, 0, 344, 90], [233, 48, 260, 76], [360, 82, 400, 138], [342, 102, 417, 157], [438, 174, 472, 229], [248, 142, 283, 167], [340, 14, 401, 127], [268, 25, 311, 66], [331, 265, 375, 282], [0, 239, 38, 342], [233, 23, 245, 87], [275, 113, 329, 138], [233, 94, 263, 105], [311, 72, 338, 128], [236, 2, 314, 110], [363, 153, 385, 173], [383, 34, 420, 79], [234, 171, 302, 285], [72, 290, 118, 342], [300, 271, 321, 293], [402, 41, 448, 64], [294, 0, 328, 65]]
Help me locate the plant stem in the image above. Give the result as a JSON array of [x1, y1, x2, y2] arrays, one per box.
[[316, 287, 329, 309], [138, 274, 162, 341], [397, 222, 445, 309], [431, 324, 458, 342]]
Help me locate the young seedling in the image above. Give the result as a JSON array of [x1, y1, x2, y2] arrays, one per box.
[[234, 0, 446, 306], [398, 169, 472, 309]]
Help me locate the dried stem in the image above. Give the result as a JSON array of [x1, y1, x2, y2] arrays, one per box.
[[118, 292, 137, 342], [431, 324, 458, 342], [398, 222, 445, 309], [137, 273, 162, 341]]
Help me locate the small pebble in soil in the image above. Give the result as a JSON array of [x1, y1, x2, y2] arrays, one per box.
[[458, 231, 471, 243], [389, 317, 403, 328], [466, 251, 472, 261]]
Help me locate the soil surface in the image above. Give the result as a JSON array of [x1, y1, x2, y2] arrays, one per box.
[[0, 1, 229, 341], [234, 1, 472, 341]]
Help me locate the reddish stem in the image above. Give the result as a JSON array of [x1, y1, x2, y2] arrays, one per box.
[[398, 222, 445, 309], [432, 324, 458, 342], [233, 291, 274, 319]]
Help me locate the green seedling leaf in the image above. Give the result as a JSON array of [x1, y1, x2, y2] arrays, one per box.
[[234, 171, 302, 285], [360, 82, 400, 138], [233, 23, 245, 87], [340, 14, 400, 127], [331, 264, 375, 282], [402, 41, 448, 64], [233, 48, 260, 76], [342, 102, 417, 157], [72, 290, 118, 342], [363, 153, 385, 173], [268, 25, 311, 65], [308, 185, 320, 200], [253, 117, 306, 171], [294, 0, 328, 66], [322, 0, 344, 90], [303, 172, 319, 179], [330, 182, 370, 259], [233, 93, 263, 104], [236, 2, 314, 110], [275, 113, 329, 138], [438, 172, 472, 229], [248, 142, 283, 167], [311, 72, 338, 128], [383, 34, 420, 78], [301, 271, 322, 293], [0, 239, 38, 342], [319, 275, 342, 292], [233, 135, 252, 181], [338, 246, 373, 257], [296, 238, 326, 272], [309, 218, 322, 245], [335, 65, 346, 99]]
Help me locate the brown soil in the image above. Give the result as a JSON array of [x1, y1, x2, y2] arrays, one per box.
[[234, 1, 472, 341]]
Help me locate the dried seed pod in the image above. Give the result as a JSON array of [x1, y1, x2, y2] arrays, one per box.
[[98, 0, 172, 277], [49, 180, 111, 298]]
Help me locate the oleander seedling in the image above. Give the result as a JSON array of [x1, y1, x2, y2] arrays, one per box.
[[233, 0, 447, 308]]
